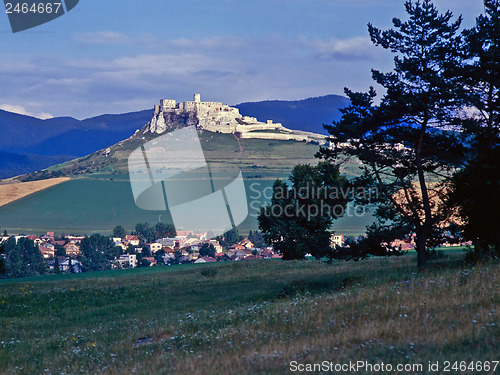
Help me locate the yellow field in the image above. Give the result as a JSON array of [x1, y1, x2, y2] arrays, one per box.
[[0, 177, 70, 208]]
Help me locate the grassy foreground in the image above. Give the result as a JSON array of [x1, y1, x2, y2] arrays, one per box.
[[0, 254, 498, 374]]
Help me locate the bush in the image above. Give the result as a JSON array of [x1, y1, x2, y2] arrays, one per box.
[[200, 268, 217, 278]]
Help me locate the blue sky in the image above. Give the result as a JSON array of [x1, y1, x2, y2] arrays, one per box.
[[0, 0, 484, 119]]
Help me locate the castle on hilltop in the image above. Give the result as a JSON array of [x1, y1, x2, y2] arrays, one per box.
[[147, 93, 325, 143]]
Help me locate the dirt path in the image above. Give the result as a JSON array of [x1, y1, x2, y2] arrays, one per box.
[[233, 134, 244, 153], [0, 177, 70, 207]]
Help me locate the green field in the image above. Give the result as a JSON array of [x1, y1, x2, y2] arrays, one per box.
[[0, 253, 498, 374], [0, 179, 166, 234], [0, 177, 373, 235]]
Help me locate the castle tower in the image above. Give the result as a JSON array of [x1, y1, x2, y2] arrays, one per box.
[[194, 93, 201, 103], [160, 99, 176, 109]]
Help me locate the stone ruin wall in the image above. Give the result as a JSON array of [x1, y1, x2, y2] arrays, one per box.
[[147, 94, 324, 144]]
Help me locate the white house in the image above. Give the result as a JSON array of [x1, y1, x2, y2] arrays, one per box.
[[147, 243, 163, 253], [115, 254, 137, 268], [60, 258, 82, 273], [330, 234, 344, 248]]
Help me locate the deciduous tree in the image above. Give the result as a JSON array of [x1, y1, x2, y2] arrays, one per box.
[[113, 225, 126, 239], [258, 162, 350, 260], [199, 243, 216, 258]]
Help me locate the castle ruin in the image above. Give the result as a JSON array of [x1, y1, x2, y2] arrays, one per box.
[[148, 93, 325, 143]]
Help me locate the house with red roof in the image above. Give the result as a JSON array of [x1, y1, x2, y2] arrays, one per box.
[[125, 235, 140, 246]]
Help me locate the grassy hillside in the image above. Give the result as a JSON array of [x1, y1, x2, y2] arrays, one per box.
[[21, 131, 354, 181], [0, 253, 497, 374]]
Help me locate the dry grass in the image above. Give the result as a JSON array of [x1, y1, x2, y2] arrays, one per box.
[[0, 254, 498, 374], [0, 177, 70, 207]]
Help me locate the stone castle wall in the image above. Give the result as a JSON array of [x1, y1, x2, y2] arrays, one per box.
[[146, 94, 325, 144], [239, 132, 310, 142]]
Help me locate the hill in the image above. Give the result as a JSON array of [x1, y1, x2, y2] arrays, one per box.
[[0, 252, 497, 374], [0, 95, 349, 179], [0, 150, 72, 179], [0, 109, 152, 178], [235, 94, 349, 135]]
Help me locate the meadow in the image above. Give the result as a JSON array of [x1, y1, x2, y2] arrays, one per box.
[[0, 252, 498, 374]]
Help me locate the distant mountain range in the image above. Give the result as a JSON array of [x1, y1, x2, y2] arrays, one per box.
[[235, 94, 349, 135], [0, 109, 152, 179], [0, 94, 348, 179]]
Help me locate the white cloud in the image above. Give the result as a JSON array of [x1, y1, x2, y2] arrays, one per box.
[[0, 104, 54, 119], [306, 36, 378, 60], [168, 37, 245, 50], [74, 31, 131, 44], [0, 34, 388, 118]]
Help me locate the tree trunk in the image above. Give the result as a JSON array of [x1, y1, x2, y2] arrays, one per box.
[[415, 227, 427, 269], [496, 230, 500, 257], [415, 116, 432, 269]]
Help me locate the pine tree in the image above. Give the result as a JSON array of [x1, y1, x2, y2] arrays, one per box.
[[448, 0, 500, 257], [318, 0, 465, 267]]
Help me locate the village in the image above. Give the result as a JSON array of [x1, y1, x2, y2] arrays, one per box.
[[0, 229, 318, 273], [0, 227, 470, 275]]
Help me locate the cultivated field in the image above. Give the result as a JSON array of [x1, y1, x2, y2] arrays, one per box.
[[0, 178, 70, 208], [0, 253, 497, 374], [0, 178, 372, 235]]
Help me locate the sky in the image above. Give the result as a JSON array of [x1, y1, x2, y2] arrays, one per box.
[[0, 0, 485, 119]]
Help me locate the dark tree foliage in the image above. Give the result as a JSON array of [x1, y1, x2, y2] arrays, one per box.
[[127, 244, 136, 255], [199, 243, 216, 258], [448, 0, 500, 258], [113, 225, 126, 238], [134, 222, 176, 243], [317, 0, 465, 268], [78, 234, 114, 271], [0, 242, 7, 275], [1, 237, 46, 278], [154, 249, 166, 265], [248, 230, 267, 248], [0, 257, 6, 275], [54, 256, 61, 274], [134, 223, 155, 243], [449, 148, 499, 257], [456, 0, 500, 151], [141, 246, 152, 257], [54, 245, 66, 257], [155, 222, 176, 239], [216, 227, 243, 247], [258, 162, 350, 260]]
